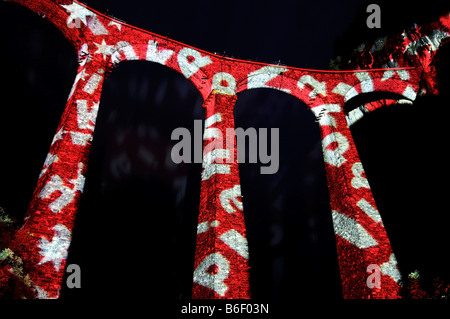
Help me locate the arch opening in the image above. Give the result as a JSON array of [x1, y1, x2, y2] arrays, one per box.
[[348, 87, 450, 289], [65, 60, 204, 301], [234, 88, 341, 299]]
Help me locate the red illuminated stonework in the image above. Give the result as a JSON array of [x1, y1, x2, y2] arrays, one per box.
[[0, 0, 448, 299]]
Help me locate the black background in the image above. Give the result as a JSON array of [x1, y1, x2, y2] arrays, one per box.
[[1, 0, 449, 312]]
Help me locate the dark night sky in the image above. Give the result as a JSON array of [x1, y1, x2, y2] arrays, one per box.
[[1, 0, 450, 310], [83, 0, 366, 69]]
